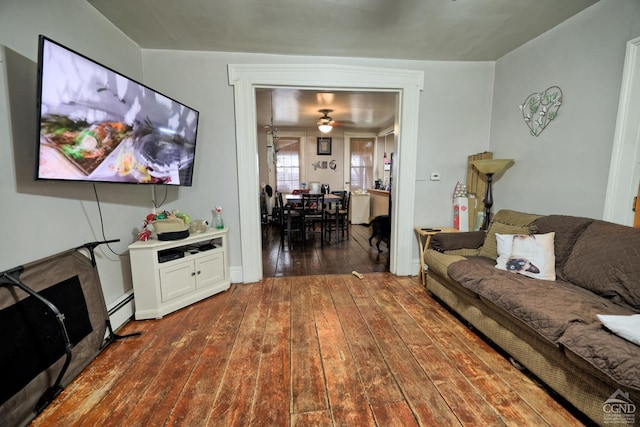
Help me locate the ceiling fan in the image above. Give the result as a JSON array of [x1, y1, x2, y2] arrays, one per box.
[[317, 109, 335, 133]]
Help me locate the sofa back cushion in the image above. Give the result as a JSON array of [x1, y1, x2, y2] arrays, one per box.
[[532, 215, 593, 280], [478, 210, 542, 260], [563, 220, 640, 311]]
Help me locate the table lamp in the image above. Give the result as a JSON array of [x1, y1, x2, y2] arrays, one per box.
[[470, 159, 515, 230]]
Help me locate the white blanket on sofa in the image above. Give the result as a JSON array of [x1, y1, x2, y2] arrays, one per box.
[[597, 314, 640, 347]]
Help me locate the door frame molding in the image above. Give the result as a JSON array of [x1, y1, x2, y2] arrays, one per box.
[[604, 36, 640, 226], [228, 64, 424, 282]]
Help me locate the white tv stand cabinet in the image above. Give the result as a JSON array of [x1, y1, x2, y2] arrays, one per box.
[[128, 228, 230, 320]]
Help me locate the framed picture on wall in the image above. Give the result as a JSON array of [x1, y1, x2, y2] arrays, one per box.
[[317, 137, 332, 155]]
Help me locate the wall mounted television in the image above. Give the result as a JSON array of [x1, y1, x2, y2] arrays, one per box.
[[35, 35, 199, 186]]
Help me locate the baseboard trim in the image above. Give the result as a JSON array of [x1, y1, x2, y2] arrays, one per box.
[[230, 266, 244, 284], [107, 290, 134, 332]]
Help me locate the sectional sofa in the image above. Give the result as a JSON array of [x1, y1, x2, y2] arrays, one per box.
[[424, 210, 640, 426]]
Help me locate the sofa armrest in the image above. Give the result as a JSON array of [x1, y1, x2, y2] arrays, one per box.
[[424, 249, 467, 279], [430, 231, 485, 252]]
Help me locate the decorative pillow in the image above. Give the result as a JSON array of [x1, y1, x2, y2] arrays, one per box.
[[495, 232, 556, 280], [597, 314, 640, 347]]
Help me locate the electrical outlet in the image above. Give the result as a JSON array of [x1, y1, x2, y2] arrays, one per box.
[[430, 172, 441, 181]]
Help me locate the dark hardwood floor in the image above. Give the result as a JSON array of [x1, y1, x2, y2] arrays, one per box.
[[262, 221, 389, 277], [32, 274, 584, 426]]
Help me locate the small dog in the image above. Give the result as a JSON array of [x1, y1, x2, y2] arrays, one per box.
[[365, 215, 390, 253]]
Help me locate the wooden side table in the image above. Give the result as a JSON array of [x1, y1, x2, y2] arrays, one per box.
[[415, 226, 458, 287]]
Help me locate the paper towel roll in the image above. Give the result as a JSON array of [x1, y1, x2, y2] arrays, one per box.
[[309, 182, 321, 194]]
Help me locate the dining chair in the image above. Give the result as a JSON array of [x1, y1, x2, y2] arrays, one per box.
[[271, 192, 281, 226], [339, 192, 351, 239], [328, 190, 346, 209], [260, 191, 269, 239], [301, 193, 324, 247], [324, 191, 350, 243], [276, 191, 301, 248], [290, 188, 309, 210]]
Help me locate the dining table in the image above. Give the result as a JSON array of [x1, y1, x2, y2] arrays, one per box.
[[285, 193, 343, 243]]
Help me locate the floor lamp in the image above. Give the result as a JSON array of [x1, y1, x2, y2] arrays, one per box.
[[470, 159, 514, 230]]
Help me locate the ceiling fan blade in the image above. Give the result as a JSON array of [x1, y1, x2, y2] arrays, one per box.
[[333, 119, 355, 126]]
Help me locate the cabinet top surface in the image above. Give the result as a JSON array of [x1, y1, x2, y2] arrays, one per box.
[[368, 189, 390, 196], [129, 227, 227, 250]]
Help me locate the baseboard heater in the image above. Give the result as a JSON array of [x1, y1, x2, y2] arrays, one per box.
[[0, 240, 140, 427]]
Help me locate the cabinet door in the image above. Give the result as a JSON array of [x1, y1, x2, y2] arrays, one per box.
[[195, 252, 225, 289], [159, 261, 197, 302], [350, 194, 370, 224]]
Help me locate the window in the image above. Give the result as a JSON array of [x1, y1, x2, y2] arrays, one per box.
[[350, 138, 374, 192], [275, 137, 300, 193]]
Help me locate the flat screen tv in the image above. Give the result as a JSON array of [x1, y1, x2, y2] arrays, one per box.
[[35, 35, 199, 186]]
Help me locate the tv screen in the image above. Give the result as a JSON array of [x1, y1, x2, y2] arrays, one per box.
[[35, 35, 199, 186]]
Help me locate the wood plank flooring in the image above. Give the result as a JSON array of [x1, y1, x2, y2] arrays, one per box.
[[32, 274, 586, 426], [262, 222, 389, 277]]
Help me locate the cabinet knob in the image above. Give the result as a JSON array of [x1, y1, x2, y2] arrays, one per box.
[[197, 270, 202, 275], [191, 272, 196, 276]]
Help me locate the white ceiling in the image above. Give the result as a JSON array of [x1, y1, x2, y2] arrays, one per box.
[[256, 88, 397, 132], [87, 0, 597, 62], [86, 0, 598, 130]]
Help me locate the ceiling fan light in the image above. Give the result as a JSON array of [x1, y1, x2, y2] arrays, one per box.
[[318, 124, 333, 133], [317, 109, 334, 133]]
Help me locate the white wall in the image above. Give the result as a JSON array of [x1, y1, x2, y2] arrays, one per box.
[[413, 61, 496, 227], [0, 0, 144, 315], [489, 0, 640, 218]]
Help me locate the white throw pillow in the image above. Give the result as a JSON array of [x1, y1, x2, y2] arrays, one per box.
[[597, 314, 640, 347], [495, 232, 556, 281]]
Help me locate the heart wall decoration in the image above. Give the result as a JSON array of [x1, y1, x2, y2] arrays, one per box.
[[519, 86, 563, 137]]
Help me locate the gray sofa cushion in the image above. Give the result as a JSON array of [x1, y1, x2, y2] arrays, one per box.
[[532, 215, 593, 280], [563, 220, 640, 311], [560, 323, 640, 391], [447, 257, 635, 345]]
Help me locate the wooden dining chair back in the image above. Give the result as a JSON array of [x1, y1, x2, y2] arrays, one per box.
[[272, 191, 282, 226], [290, 188, 309, 209], [327, 190, 346, 210], [301, 193, 324, 246], [260, 191, 269, 239], [324, 191, 351, 242]]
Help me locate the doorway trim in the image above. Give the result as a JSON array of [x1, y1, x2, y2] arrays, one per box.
[[228, 64, 424, 282], [604, 36, 640, 226]]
